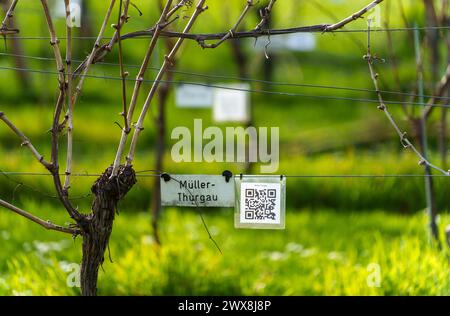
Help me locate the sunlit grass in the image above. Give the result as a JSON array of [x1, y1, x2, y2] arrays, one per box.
[[0, 201, 449, 296], [0, 0, 448, 297]]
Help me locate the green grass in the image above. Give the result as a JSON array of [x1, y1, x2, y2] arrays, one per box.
[[0, 201, 449, 296]]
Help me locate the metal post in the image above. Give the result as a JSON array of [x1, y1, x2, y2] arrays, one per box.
[[414, 26, 440, 245]]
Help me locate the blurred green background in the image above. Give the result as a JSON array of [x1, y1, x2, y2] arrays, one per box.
[[0, 0, 449, 295]]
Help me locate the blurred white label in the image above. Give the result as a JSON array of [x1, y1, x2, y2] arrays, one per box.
[[176, 84, 214, 108], [367, 4, 382, 28], [254, 33, 316, 52], [213, 84, 250, 123], [52, 0, 82, 27]]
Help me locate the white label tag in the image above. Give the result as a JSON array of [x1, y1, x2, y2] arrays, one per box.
[[213, 84, 250, 123], [235, 176, 286, 229], [161, 174, 234, 207], [253, 33, 316, 52], [176, 84, 214, 108]]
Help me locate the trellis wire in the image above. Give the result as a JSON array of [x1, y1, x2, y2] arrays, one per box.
[[1, 64, 450, 108], [2, 26, 450, 41], [1, 170, 448, 205], [1, 171, 449, 178], [1, 51, 450, 102], [1, 169, 448, 206]]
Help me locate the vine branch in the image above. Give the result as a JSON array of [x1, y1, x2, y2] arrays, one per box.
[[0, 198, 79, 235], [324, 0, 384, 31], [64, 0, 73, 191], [364, 21, 449, 176], [125, 0, 208, 167], [39, 0, 84, 222], [115, 0, 131, 133], [0, 0, 19, 35], [121, 0, 384, 44], [40, 0, 65, 85], [0, 112, 52, 170], [71, 0, 117, 107], [111, 0, 179, 176], [254, 0, 276, 31], [423, 65, 450, 119], [198, 0, 256, 49]]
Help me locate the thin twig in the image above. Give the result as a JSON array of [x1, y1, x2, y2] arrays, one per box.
[[0, 0, 19, 35], [324, 0, 384, 31], [166, 0, 188, 17], [423, 65, 450, 119], [1, 169, 92, 200], [254, 0, 276, 31], [40, 0, 65, 85], [125, 0, 208, 166], [168, 175, 222, 254], [111, 0, 175, 177], [364, 21, 449, 176], [1, 0, 18, 28], [105, 0, 130, 51], [50, 88, 86, 221], [115, 0, 131, 133], [309, 0, 364, 51], [0, 112, 52, 169], [72, 0, 184, 76], [40, 0, 83, 222], [0, 198, 80, 235], [71, 0, 116, 107], [64, 0, 73, 191], [74, 0, 172, 77], [199, 0, 255, 49]]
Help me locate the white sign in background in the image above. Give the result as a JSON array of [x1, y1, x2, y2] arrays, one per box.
[[53, 0, 82, 27], [213, 83, 251, 123], [175, 84, 214, 108], [253, 33, 316, 52], [161, 175, 234, 207]]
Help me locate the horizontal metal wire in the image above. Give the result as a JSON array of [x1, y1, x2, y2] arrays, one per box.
[[330, 26, 450, 33], [1, 51, 449, 102], [1, 171, 449, 179], [3, 26, 450, 41], [1, 170, 447, 203], [0, 64, 449, 108]]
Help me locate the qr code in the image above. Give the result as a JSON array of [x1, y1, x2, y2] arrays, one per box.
[[244, 188, 277, 221], [237, 181, 284, 228]]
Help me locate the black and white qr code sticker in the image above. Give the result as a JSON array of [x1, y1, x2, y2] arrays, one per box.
[[235, 177, 286, 229]]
